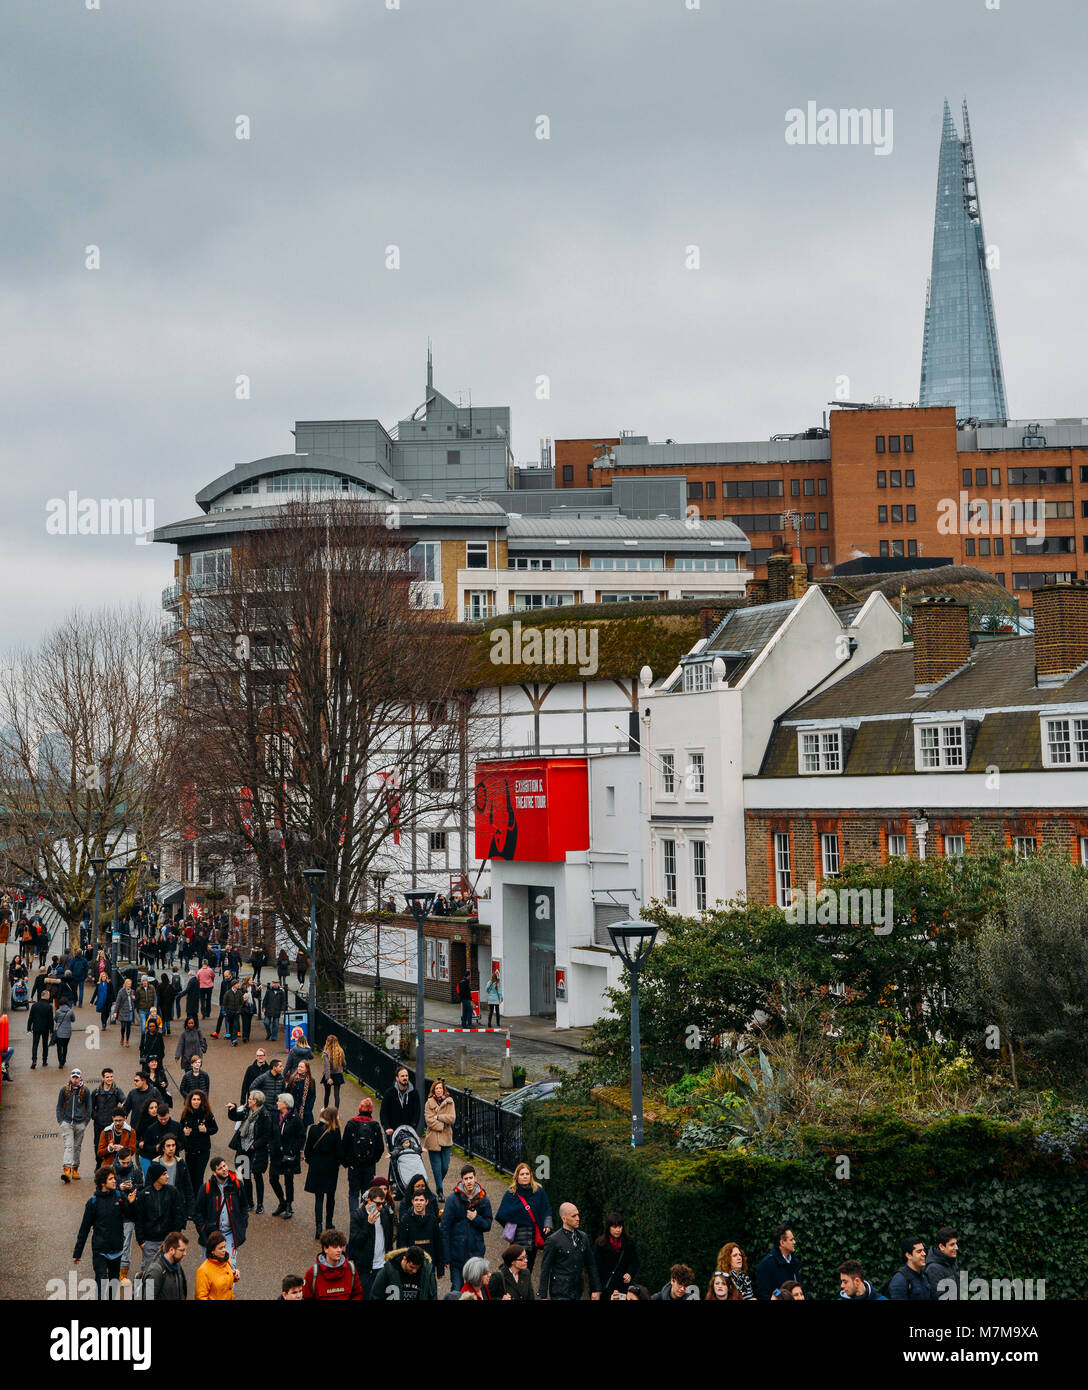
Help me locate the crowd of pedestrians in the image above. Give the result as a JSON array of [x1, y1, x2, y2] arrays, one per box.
[[9, 889, 974, 1303]]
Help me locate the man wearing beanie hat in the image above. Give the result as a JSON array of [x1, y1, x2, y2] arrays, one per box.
[[341, 1097, 384, 1222], [56, 1067, 91, 1183], [133, 1159, 189, 1274]]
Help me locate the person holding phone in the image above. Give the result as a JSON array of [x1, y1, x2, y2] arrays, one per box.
[[347, 1183, 397, 1300]]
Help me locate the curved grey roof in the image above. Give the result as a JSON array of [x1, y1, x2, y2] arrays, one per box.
[[195, 453, 404, 511]]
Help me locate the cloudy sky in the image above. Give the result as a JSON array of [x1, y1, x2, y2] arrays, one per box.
[[4, 0, 1087, 644]]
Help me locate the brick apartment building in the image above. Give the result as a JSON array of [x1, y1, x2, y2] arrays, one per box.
[[556, 406, 1088, 608], [744, 583, 1088, 906]]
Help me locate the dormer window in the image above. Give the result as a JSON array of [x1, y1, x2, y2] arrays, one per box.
[[1042, 715, 1088, 767], [914, 721, 965, 770], [799, 729, 841, 774], [683, 662, 713, 693]]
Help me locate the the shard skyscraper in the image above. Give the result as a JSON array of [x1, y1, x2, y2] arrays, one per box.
[[919, 100, 1008, 421]]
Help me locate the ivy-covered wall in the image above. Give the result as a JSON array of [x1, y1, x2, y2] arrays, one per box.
[[523, 1101, 1087, 1296]]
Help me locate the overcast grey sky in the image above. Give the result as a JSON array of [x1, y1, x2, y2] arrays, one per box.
[[4, 0, 1087, 643]]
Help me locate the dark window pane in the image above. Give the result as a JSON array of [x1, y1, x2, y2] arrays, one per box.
[[877, 471, 886, 488], [790, 479, 800, 496], [875, 436, 885, 453], [904, 435, 913, 452], [905, 470, 915, 487], [889, 435, 900, 453], [890, 470, 901, 487]]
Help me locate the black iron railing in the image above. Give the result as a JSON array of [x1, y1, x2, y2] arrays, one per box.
[[312, 1005, 523, 1174]]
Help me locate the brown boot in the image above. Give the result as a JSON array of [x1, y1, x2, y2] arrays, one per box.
[[71, 1168, 81, 1180], [61, 1165, 71, 1183], [119, 1266, 130, 1285]]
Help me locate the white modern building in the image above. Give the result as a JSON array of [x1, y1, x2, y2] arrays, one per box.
[[638, 584, 904, 914]]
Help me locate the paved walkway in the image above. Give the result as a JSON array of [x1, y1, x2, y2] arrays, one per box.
[[0, 954, 515, 1300]]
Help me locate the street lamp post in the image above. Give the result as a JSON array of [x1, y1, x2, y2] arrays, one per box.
[[107, 865, 127, 981], [302, 868, 326, 1043], [404, 890, 435, 1116], [607, 919, 659, 1148], [369, 871, 388, 992], [90, 857, 106, 955]]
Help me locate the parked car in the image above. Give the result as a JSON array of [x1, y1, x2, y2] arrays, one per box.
[[495, 1078, 563, 1114]]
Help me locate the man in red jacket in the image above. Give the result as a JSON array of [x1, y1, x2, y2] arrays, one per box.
[[303, 1229, 364, 1300]]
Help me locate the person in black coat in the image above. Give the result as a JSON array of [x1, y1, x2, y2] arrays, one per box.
[[27, 997, 54, 1067], [304, 1108, 344, 1237], [73, 1166, 139, 1296], [177, 1091, 218, 1189], [399, 1186, 446, 1278], [399, 1172, 439, 1224], [138, 1018, 165, 1067], [268, 1093, 305, 1218], [183, 974, 200, 1022], [347, 1183, 398, 1299], [133, 1161, 189, 1272], [594, 1213, 641, 1300], [342, 1098, 385, 1221], [755, 1224, 804, 1301], [380, 1065, 422, 1145]]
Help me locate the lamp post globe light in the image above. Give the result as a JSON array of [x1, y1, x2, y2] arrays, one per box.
[[301, 868, 326, 1043], [369, 870, 389, 992], [403, 890, 436, 1114], [606, 919, 659, 1149]]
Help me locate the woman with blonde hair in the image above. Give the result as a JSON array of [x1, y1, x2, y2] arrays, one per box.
[[321, 1034, 345, 1110], [709, 1241, 755, 1300], [494, 1160, 552, 1275], [423, 1078, 456, 1200]]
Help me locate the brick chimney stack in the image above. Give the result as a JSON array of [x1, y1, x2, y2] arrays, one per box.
[[1033, 581, 1088, 680], [765, 546, 809, 604], [912, 596, 971, 690]]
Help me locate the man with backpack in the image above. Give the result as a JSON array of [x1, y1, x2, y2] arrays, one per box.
[[838, 1260, 888, 1300], [341, 1098, 385, 1221], [194, 1155, 249, 1266], [302, 1229, 364, 1300], [72, 1166, 140, 1298], [57, 1067, 92, 1183]]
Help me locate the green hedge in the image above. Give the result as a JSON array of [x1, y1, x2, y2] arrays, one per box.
[[523, 1101, 1087, 1297]]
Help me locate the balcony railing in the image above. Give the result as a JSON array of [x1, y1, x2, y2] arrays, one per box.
[[463, 604, 496, 621], [161, 582, 181, 608]]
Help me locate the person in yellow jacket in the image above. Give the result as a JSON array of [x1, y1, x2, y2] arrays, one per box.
[[194, 1230, 240, 1299]]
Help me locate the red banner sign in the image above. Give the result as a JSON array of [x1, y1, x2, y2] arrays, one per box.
[[473, 758, 589, 863]]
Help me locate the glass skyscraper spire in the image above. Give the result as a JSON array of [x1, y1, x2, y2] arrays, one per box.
[[919, 99, 1008, 421]]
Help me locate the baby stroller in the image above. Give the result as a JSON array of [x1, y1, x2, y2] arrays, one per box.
[[10, 977, 29, 1010], [388, 1124, 428, 1201]]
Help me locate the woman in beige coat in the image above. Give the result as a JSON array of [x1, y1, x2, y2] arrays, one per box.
[[423, 1079, 456, 1200]]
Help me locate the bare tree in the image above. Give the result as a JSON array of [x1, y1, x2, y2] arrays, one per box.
[[179, 498, 476, 994], [0, 605, 179, 949]]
